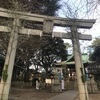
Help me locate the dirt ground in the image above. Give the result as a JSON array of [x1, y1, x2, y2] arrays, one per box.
[[9, 87, 60, 100], [89, 94, 100, 100], [9, 87, 100, 100]]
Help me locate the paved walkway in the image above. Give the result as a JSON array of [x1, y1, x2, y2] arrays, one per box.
[[48, 90, 78, 100], [48, 91, 100, 100]]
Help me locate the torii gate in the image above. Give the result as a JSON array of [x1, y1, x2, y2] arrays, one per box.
[[0, 7, 95, 100]]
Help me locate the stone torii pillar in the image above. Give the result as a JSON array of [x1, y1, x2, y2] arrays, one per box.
[[71, 26, 89, 100], [0, 19, 20, 100]]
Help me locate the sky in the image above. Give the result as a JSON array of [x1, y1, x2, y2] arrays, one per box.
[[54, 0, 100, 54], [85, 19, 100, 38]]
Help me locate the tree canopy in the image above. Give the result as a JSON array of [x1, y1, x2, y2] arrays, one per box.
[[0, 0, 61, 16], [89, 37, 100, 63], [92, 37, 100, 47], [30, 37, 67, 76], [90, 46, 100, 63]]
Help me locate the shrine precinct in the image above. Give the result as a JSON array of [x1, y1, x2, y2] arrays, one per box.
[[0, 7, 96, 100]]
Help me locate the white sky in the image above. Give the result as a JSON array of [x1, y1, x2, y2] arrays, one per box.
[[86, 19, 100, 38]]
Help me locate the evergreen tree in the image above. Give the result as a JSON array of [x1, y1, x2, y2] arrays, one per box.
[[91, 46, 100, 64], [0, 0, 61, 16], [32, 37, 67, 77], [89, 37, 100, 63]]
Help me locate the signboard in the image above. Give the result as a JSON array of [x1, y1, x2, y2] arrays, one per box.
[[45, 79, 52, 84]]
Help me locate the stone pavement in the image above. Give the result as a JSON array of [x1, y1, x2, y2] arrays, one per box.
[[48, 90, 78, 100], [48, 90, 100, 100]]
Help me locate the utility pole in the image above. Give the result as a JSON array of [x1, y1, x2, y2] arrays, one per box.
[[71, 26, 89, 100]]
